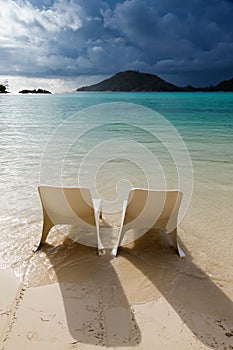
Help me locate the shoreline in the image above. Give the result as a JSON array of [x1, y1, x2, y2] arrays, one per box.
[[1, 92, 232, 349], [1, 204, 233, 349]]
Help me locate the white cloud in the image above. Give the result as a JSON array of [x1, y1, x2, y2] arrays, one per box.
[[0, 74, 109, 93], [0, 0, 85, 77], [0, 0, 233, 87], [0, 0, 82, 37]]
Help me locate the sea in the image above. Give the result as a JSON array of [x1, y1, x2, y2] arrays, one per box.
[[0, 92, 233, 279]]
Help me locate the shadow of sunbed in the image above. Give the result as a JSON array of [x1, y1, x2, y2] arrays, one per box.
[[39, 235, 141, 347]]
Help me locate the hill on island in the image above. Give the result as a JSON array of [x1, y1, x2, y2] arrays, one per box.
[[76, 70, 179, 92], [211, 77, 233, 91], [76, 70, 233, 92]]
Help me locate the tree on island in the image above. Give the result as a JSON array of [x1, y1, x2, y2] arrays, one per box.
[[0, 84, 7, 93], [4, 79, 9, 91], [0, 79, 10, 93]]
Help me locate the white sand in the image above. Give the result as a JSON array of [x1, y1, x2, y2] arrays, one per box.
[[0, 270, 21, 348], [1, 184, 233, 349], [2, 283, 211, 350]]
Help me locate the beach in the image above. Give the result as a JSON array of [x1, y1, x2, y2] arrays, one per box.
[[0, 92, 233, 349]]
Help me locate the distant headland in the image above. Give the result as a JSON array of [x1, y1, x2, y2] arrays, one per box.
[[76, 70, 233, 92], [1, 71, 233, 94]]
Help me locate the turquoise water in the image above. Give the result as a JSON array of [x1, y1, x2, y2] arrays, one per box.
[[0, 92, 233, 264]]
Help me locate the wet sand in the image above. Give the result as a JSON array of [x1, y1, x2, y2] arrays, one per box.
[[1, 184, 233, 349]]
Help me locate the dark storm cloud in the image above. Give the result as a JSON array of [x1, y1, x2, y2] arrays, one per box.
[[0, 0, 233, 86]]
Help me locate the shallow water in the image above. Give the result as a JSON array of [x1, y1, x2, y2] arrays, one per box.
[[0, 92, 232, 284]]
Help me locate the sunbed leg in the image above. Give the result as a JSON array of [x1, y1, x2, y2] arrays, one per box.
[[111, 200, 128, 258], [98, 248, 105, 256], [41, 220, 53, 244], [168, 229, 185, 258], [36, 211, 53, 250], [111, 246, 118, 257], [111, 227, 125, 258], [96, 224, 105, 256], [93, 199, 105, 256]]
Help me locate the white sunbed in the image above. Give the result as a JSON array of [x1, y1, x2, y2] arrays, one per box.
[[111, 188, 185, 258], [37, 186, 104, 255]]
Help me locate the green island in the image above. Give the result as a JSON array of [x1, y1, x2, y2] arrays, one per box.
[[76, 70, 233, 92], [19, 89, 52, 94], [1, 71, 233, 94]]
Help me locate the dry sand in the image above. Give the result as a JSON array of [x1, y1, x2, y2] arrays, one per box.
[[1, 186, 233, 350]]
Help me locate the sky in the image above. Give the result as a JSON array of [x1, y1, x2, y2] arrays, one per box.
[[0, 0, 233, 92]]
